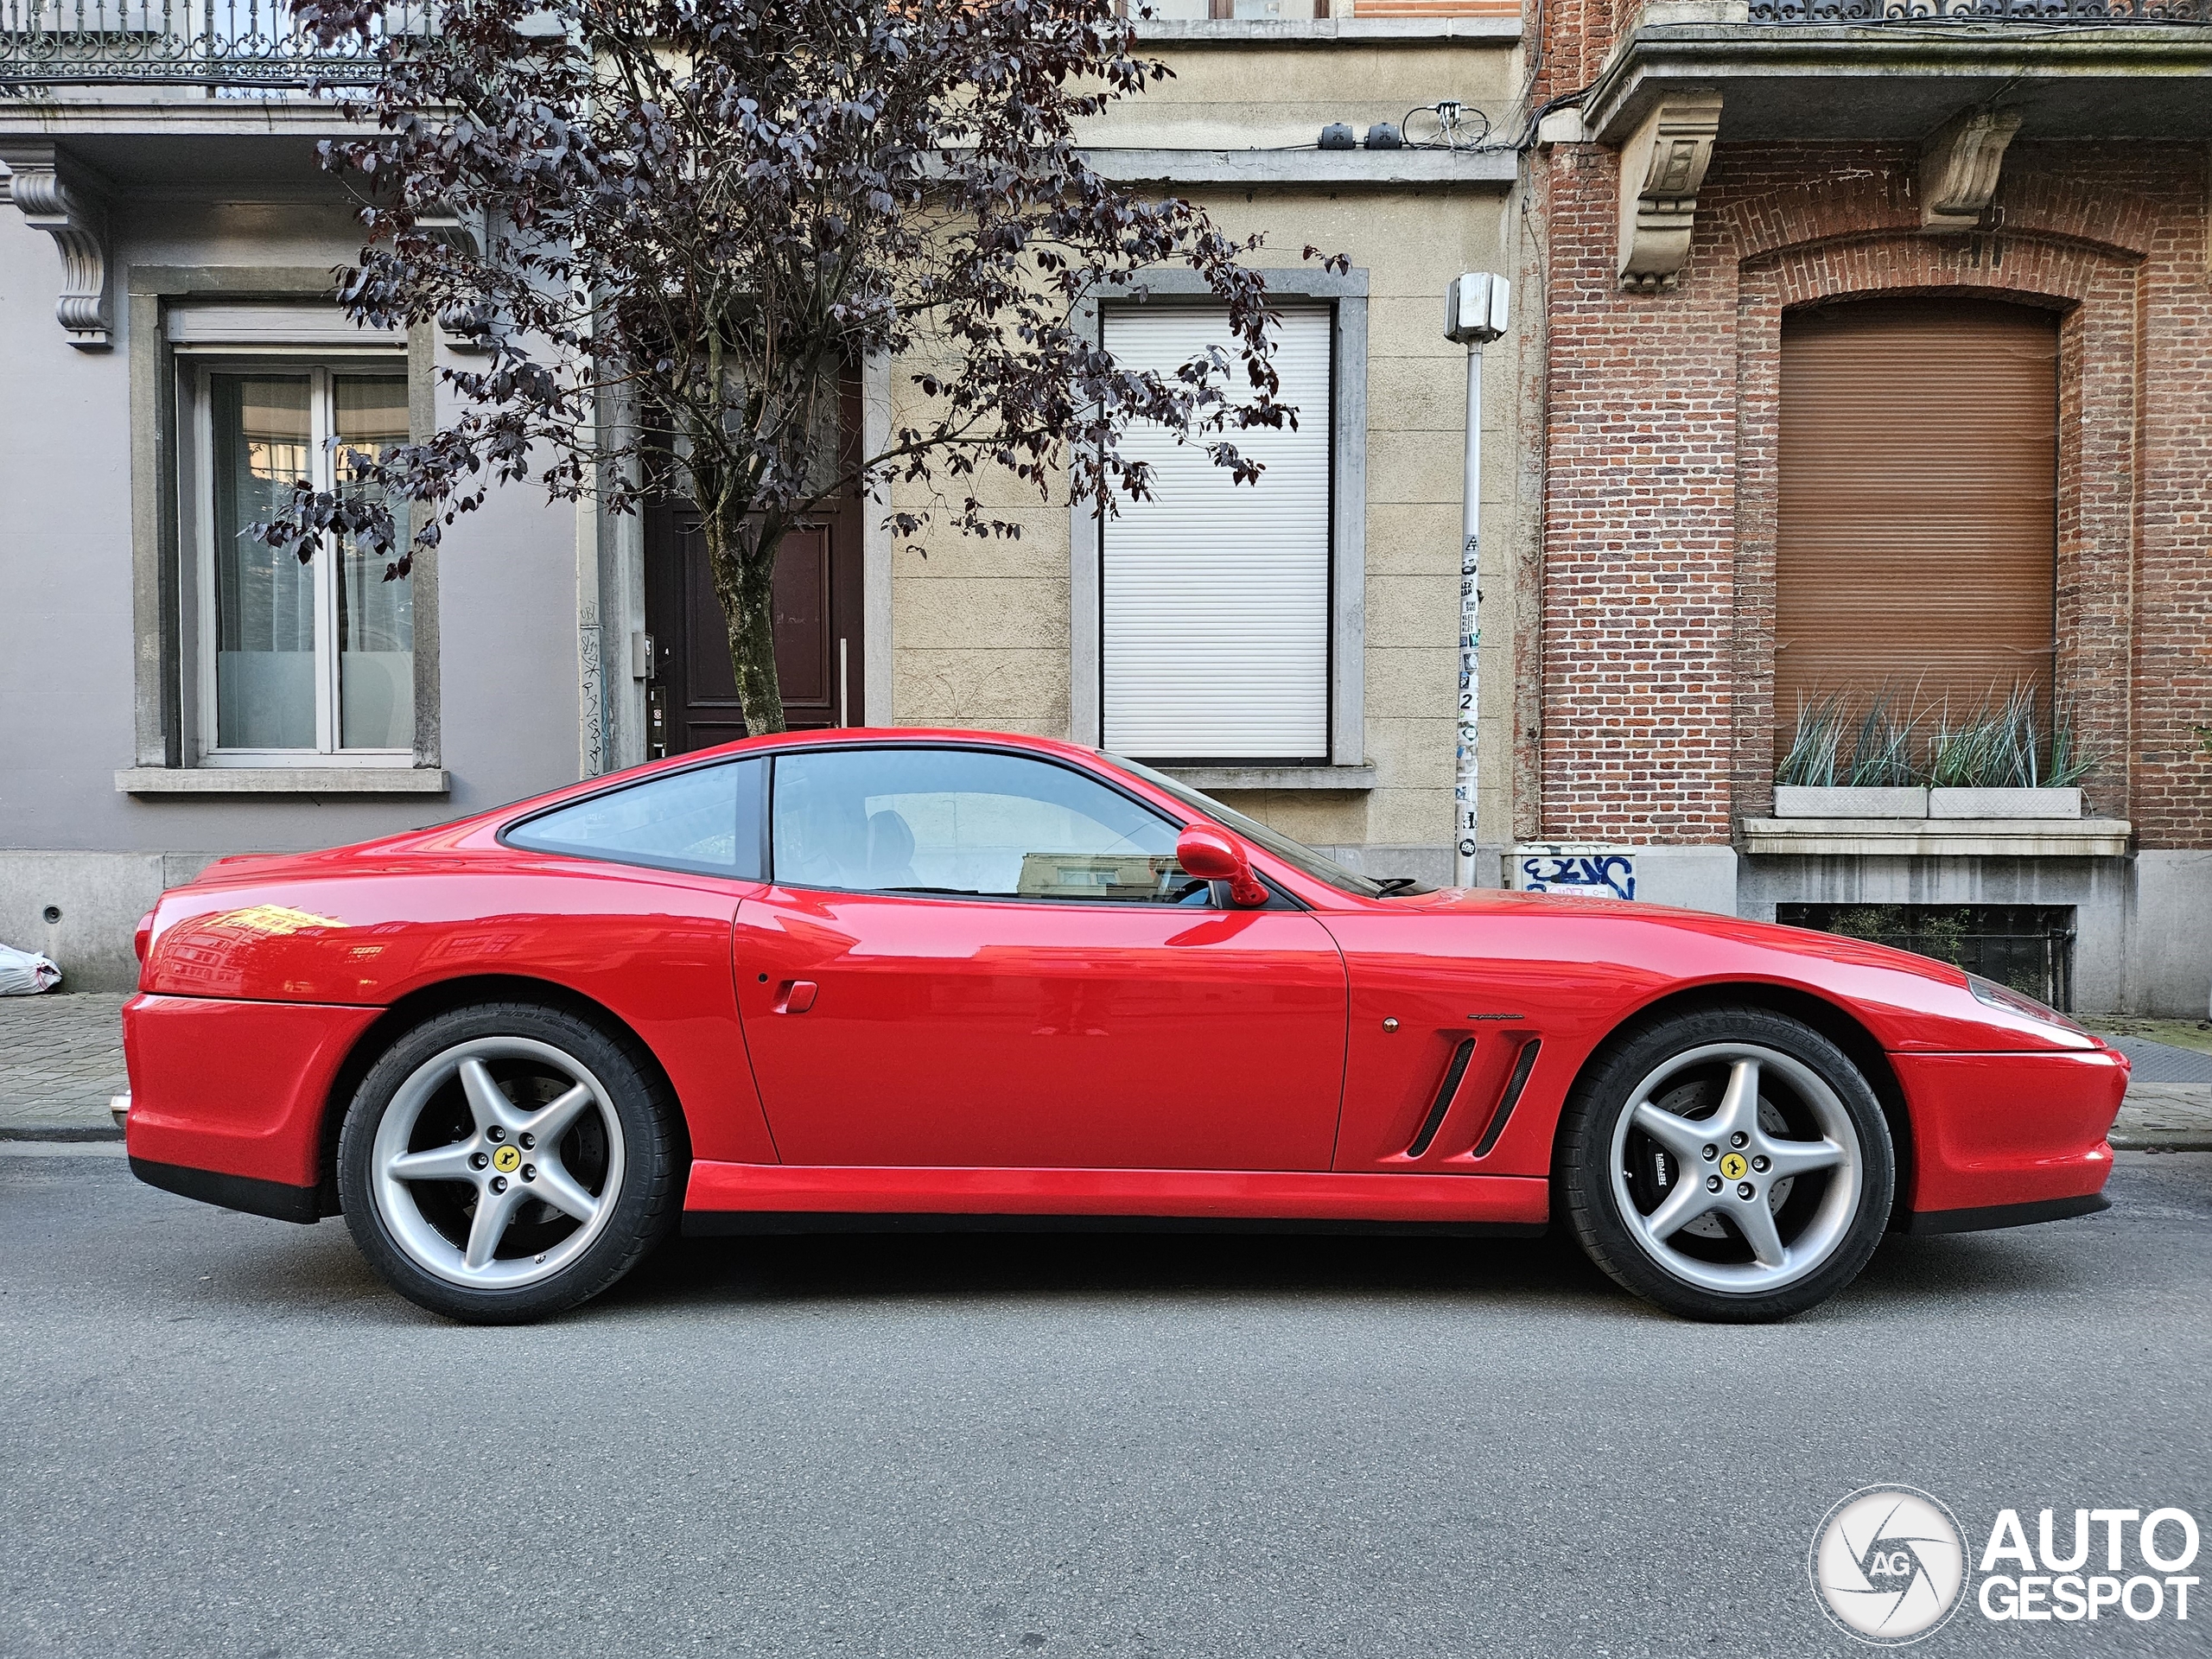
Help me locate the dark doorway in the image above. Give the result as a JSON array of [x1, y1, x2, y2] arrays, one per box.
[[643, 504, 864, 755], [642, 370, 868, 755]]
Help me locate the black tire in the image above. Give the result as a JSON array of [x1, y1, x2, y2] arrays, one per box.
[[336, 1001, 683, 1323], [1556, 1006, 1895, 1322]]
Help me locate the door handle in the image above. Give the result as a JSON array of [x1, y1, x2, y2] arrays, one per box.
[[774, 980, 818, 1014]]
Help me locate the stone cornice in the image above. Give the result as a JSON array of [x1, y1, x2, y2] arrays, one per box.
[[1582, 23, 2212, 143], [1087, 146, 1516, 187]]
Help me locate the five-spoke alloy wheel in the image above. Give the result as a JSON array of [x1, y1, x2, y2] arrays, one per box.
[[339, 1001, 681, 1322], [1558, 1007, 1895, 1321]]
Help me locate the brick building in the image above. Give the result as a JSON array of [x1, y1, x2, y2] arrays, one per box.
[[1512, 0, 2212, 1011]]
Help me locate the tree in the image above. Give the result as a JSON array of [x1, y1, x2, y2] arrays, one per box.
[[260, 0, 1342, 735]]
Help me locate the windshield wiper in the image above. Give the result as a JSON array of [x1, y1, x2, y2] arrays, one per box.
[[1373, 876, 1426, 896], [878, 885, 988, 896]]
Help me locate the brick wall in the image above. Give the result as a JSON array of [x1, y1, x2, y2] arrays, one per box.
[[1533, 136, 2212, 849]]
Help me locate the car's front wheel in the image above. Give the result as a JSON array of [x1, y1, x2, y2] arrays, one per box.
[[337, 1001, 682, 1323], [1557, 1007, 1895, 1321]]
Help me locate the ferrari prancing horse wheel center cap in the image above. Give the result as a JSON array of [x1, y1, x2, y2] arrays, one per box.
[[492, 1144, 522, 1173], [1718, 1152, 1748, 1181]]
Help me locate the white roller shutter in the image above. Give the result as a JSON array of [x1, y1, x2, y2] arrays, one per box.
[[1101, 303, 1332, 760], [166, 302, 402, 347]]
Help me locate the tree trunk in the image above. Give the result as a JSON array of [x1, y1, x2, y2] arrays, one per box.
[[702, 503, 786, 738]]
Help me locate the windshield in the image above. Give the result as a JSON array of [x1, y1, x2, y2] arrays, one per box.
[[1102, 754, 1431, 899]]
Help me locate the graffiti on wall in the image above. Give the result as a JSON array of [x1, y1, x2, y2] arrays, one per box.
[[1515, 849, 1637, 902]]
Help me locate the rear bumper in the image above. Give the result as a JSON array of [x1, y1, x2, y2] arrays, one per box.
[[122, 992, 382, 1211], [1895, 1047, 2127, 1224], [129, 1156, 323, 1224], [1902, 1192, 2112, 1236]]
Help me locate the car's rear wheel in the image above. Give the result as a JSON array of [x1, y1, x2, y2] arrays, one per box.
[[1557, 1007, 1895, 1322], [337, 1001, 682, 1323]]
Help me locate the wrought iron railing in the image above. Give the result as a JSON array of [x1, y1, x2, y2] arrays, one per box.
[[1777, 903, 2078, 1011], [1749, 0, 2209, 22], [0, 0, 429, 90]]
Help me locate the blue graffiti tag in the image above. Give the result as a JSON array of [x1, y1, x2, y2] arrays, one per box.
[[1520, 854, 1636, 902]]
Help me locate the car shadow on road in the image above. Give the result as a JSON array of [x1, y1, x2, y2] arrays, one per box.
[[583, 1218, 2100, 1325], [606, 1225, 1625, 1316]]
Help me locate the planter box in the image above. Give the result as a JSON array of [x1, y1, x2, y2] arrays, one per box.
[[1773, 786, 1928, 819], [1927, 787, 2082, 820]]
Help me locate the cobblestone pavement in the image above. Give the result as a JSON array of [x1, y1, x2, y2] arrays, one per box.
[[2, 989, 2207, 1147], [0, 994, 128, 1140]]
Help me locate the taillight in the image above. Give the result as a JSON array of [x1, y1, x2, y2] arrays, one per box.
[[134, 910, 155, 966]]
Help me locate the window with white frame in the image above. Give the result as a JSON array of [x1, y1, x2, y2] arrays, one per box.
[[1099, 302, 1334, 764], [181, 343, 411, 762]]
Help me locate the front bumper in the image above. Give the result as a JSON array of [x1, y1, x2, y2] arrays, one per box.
[[1895, 1046, 2127, 1226]]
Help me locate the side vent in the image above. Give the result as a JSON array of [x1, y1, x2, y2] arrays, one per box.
[[1405, 1038, 1475, 1159], [1470, 1039, 1541, 1160]]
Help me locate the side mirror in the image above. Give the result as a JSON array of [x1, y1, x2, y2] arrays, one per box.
[[1174, 825, 1270, 909]]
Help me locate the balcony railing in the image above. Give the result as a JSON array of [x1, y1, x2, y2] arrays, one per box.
[[0, 0, 429, 89], [1749, 0, 2209, 22]]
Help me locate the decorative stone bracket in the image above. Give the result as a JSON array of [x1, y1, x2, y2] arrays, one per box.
[[417, 205, 495, 352], [1918, 107, 2024, 233], [0, 141, 113, 349], [1616, 91, 1723, 294]]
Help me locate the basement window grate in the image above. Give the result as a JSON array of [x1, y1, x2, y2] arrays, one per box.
[[1776, 904, 2077, 1013]]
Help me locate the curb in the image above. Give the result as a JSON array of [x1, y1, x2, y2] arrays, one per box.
[[2111, 1137, 2212, 1153], [0, 1126, 124, 1143]]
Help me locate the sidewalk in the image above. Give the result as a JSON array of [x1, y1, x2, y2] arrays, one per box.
[[2094, 1033, 2212, 1151], [0, 992, 129, 1141], [2, 989, 2209, 1148]]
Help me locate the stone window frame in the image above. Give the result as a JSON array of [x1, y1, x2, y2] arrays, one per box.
[[1731, 232, 2140, 826], [118, 267, 447, 796], [1067, 265, 1373, 788]]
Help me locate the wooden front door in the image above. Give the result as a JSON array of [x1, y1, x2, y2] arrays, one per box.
[[644, 505, 865, 755]]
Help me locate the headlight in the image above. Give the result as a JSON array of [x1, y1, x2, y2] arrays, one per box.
[[1968, 975, 2088, 1039]]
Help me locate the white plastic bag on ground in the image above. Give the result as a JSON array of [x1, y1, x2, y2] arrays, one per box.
[[0, 944, 62, 995]]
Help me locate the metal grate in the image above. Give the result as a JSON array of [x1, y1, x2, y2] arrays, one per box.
[[1749, 0, 2210, 22], [1777, 903, 2077, 1011]]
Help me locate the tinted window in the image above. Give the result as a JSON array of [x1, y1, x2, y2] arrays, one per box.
[[772, 748, 1203, 904], [507, 759, 763, 878]]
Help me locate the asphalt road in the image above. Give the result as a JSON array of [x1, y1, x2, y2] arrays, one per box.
[[3, 1150, 2208, 1659]]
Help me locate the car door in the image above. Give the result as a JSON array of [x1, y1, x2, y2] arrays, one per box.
[[731, 744, 1349, 1170]]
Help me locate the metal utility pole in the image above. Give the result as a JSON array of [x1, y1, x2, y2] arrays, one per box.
[[1443, 272, 1510, 888]]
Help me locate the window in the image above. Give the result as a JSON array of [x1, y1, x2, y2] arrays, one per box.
[[505, 759, 765, 879], [1776, 299, 2058, 750], [1099, 302, 1335, 762], [191, 362, 411, 760], [771, 747, 1205, 903]]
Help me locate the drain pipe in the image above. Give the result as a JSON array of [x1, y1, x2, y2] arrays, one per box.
[[1444, 273, 1510, 888]]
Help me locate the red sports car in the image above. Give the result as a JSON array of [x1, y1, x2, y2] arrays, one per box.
[[121, 729, 2126, 1324]]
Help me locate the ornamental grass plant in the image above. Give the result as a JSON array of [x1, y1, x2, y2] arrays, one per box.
[[1776, 683, 2097, 791]]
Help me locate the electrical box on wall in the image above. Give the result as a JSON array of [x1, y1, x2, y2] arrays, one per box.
[[1444, 272, 1510, 345]]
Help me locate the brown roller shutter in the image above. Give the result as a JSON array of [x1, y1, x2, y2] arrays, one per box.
[[1775, 300, 2057, 743]]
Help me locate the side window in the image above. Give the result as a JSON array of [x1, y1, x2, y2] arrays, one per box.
[[771, 748, 1205, 904], [506, 758, 764, 878]]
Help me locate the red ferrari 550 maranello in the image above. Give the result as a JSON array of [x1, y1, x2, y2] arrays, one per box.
[[121, 729, 2126, 1324]]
